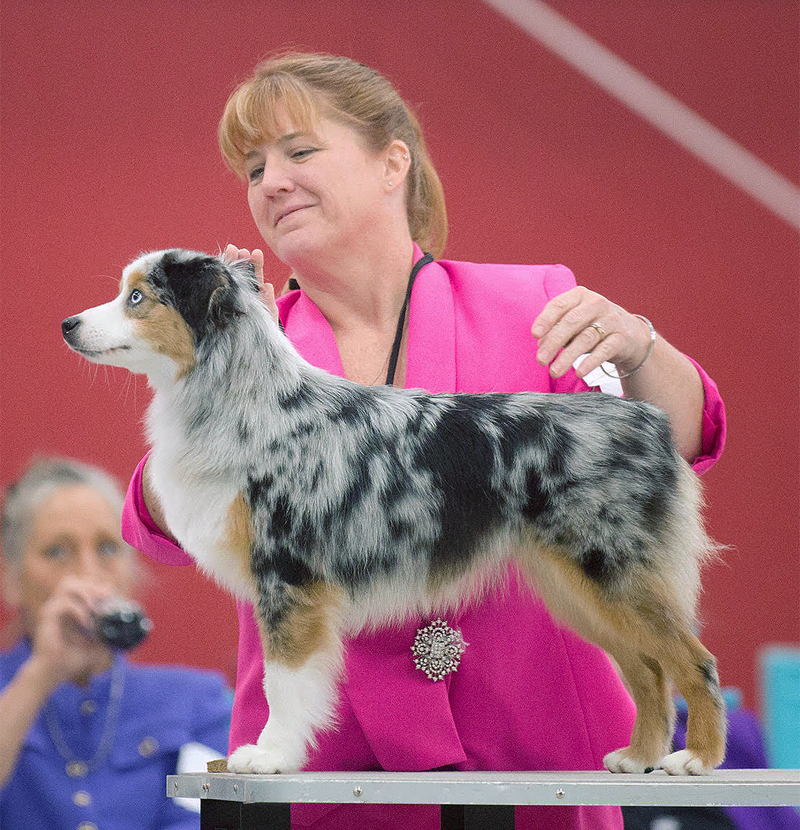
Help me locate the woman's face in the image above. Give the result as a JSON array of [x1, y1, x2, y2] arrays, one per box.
[[8, 484, 135, 628], [244, 111, 391, 269]]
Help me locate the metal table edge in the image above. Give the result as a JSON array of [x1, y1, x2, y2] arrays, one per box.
[[167, 769, 800, 807]]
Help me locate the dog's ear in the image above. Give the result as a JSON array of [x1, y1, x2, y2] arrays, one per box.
[[158, 252, 246, 342], [208, 283, 247, 329]]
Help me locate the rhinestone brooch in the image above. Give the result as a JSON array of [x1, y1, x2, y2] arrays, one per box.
[[411, 618, 467, 681]]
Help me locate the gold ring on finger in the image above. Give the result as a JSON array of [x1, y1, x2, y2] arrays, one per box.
[[589, 321, 607, 342]]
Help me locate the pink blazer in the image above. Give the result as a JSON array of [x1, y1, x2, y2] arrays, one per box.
[[123, 250, 726, 829]]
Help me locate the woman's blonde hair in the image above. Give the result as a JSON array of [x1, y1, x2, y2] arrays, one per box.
[[218, 52, 448, 258]]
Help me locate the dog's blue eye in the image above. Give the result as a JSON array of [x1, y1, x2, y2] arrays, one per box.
[[129, 289, 143, 305]]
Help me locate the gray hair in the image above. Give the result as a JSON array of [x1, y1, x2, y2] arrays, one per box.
[[1, 457, 129, 570]]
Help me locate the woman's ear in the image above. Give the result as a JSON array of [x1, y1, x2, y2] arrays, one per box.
[[384, 140, 411, 191]]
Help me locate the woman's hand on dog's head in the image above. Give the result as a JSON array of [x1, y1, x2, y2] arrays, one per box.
[[223, 244, 279, 325]]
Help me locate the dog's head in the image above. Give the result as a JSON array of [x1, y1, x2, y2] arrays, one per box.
[[62, 249, 259, 383]]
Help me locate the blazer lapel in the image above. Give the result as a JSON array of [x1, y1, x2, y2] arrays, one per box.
[[406, 247, 457, 394], [279, 246, 457, 394], [279, 291, 345, 376]]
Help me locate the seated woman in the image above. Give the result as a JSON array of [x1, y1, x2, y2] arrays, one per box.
[[0, 457, 232, 830]]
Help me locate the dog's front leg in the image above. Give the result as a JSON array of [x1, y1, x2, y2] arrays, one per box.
[[227, 651, 343, 774], [227, 583, 345, 774]]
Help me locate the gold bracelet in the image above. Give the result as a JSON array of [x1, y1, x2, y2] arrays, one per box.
[[600, 314, 656, 380]]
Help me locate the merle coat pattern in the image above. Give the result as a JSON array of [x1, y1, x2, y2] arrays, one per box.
[[62, 249, 726, 776]]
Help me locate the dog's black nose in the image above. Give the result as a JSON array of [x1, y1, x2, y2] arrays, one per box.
[[62, 316, 81, 338]]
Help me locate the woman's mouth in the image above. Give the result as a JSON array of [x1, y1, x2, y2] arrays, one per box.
[[275, 204, 313, 226]]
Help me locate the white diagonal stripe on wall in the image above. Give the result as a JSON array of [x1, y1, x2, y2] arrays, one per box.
[[483, 0, 800, 230]]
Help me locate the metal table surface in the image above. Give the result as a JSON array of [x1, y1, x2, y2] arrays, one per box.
[[169, 769, 800, 830]]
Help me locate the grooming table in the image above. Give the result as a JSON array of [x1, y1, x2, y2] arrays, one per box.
[[168, 768, 800, 829]]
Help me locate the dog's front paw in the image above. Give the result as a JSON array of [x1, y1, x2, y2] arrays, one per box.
[[227, 743, 298, 775], [660, 748, 715, 776], [603, 747, 657, 774]]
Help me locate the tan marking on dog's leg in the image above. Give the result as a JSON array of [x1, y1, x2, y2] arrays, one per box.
[[514, 541, 724, 772], [513, 543, 666, 768], [222, 494, 257, 593], [607, 575, 726, 773], [656, 634, 726, 773], [259, 583, 346, 671], [228, 585, 347, 774], [606, 648, 675, 771]]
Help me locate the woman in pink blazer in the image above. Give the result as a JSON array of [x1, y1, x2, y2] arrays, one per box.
[[123, 53, 725, 830]]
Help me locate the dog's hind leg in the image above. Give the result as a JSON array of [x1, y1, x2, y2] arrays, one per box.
[[647, 631, 726, 775], [227, 581, 346, 774], [602, 648, 675, 773], [516, 547, 673, 771], [593, 590, 726, 775], [592, 564, 726, 775], [516, 544, 725, 774]]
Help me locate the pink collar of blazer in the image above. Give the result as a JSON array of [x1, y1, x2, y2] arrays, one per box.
[[275, 243, 581, 396], [278, 244, 456, 393]]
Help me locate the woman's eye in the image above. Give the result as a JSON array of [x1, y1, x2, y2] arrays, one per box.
[[97, 539, 121, 557], [43, 545, 68, 560], [247, 165, 264, 183], [129, 289, 144, 305], [291, 148, 316, 161]]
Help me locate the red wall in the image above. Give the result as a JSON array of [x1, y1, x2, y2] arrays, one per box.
[[1, 0, 797, 712]]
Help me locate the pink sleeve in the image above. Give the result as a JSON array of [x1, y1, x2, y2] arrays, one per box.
[[686, 356, 726, 475], [121, 453, 193, 565]]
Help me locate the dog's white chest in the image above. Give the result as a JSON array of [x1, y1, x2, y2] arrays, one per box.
[[148, 450, 255, 601]]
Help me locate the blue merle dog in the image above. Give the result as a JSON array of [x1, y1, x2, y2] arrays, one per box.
[[62, 249, 726, 776]]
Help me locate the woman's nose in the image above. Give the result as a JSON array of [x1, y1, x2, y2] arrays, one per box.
[[257, 160, 295, 197], [75, 548, 106, 580]]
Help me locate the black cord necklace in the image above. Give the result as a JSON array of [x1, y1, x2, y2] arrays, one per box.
[[282, 252, 433, 385], [384, 252, 433, 386]]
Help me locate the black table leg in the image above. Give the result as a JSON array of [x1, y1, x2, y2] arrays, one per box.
[[201, 799, 291, 830], [441, 804, 516, 830]]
